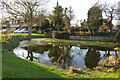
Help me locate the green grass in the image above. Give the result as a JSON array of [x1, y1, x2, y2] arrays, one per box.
[[2, 33, 120, 78], [2, 33, 44, 37], [2, 36, 23, 51], [0, 47, 2, 79], [88, 70, 118, 78], [31, 38, 120, 49], [2, 51, 66, 78]]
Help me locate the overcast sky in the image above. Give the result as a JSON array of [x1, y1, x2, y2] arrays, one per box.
[[0, 0, 120, 25], [48, 0, 119, 24]]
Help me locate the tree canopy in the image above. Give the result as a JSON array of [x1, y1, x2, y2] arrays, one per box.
[[41, 19, 50, 30], [87, 6, 103, 30]]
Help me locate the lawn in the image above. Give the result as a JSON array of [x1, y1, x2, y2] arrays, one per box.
[[31, 38, 120, 49], [1, 33, 120, 79], [2, 33, 44, 37]]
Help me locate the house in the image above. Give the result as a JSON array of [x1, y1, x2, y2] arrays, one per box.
[[2, 17, 38, 31], [99, 22, 110, 32]]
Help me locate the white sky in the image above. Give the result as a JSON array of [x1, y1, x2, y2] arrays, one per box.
[[48, 0, 120, 24], [0, 0, 120, 25]]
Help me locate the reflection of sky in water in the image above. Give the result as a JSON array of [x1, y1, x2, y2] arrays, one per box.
[[70, 46, 88, 69], [14, 48, 53, 66], [14, 48, 28, 59], [99, 51, 119, 60], [33, 51, 53, 66], [14, 45, 119, 69]]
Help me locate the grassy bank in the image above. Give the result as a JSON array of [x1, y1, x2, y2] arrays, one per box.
[[2, 33, 120, 79], [3, 51, 63, 78], [2, 34, 69, 78]]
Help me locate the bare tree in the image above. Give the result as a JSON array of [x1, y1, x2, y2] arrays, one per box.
[[63, 6, 75, 32], [63, 8, 70, 32], [67, 6, 75, 21], [115, 1, 120, 42], [1, 0, 48, 40], [116, 1, 120, 26], [101, 3, 117, 32]]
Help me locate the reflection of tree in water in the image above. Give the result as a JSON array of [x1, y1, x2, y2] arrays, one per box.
[[85, 48, 100, 69], [48, 45, 72, 69], [24, 45, 72, 68], [32, 45, 52, 53], [26, 46, 33, 61], [24, 45, 52, 61]]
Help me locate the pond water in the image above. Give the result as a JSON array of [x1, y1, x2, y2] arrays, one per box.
[[13, 39, 120, 69]]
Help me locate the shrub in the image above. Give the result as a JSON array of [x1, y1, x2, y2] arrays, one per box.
[[52, 31, 70, 39]]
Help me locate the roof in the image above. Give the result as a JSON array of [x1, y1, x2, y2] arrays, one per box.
[[99, 25, 110, 29], [22, 24, 37, 26], [2, 25, 20, 27], [10, 25, 20, 27], [2, 24, 37, 27]]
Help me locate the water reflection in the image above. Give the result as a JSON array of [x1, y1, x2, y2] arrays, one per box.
[[85, 48, 100, 69], [14, 41, 119, 69], [48, 45, 72, 69]]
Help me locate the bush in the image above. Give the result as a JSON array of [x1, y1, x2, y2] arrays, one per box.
[[92, 32, 117, 37], [81, 28, 89, 32], [52, 31, 70, 39], [44, 31, 52, 38]]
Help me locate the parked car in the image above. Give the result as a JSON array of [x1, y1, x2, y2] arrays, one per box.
[[13, 29, 22, 33], [20, 29, 28, 33], [13, 29, 28, 33]]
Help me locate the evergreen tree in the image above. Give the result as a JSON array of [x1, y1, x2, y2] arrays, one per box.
[[49, 1, 65, 30], [87, 6, 103, 31], [41, 19, 50, 30]]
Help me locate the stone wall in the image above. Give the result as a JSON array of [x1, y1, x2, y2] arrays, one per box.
[[70, 36, 115, 42], [44, 31, 119, 42]]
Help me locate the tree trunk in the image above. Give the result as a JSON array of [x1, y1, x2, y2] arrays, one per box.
[[109, 16, 113, 32], [27, 10, 33, 40]]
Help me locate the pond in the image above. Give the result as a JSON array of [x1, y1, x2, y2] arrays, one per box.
[[13, 38, 120, 69]]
